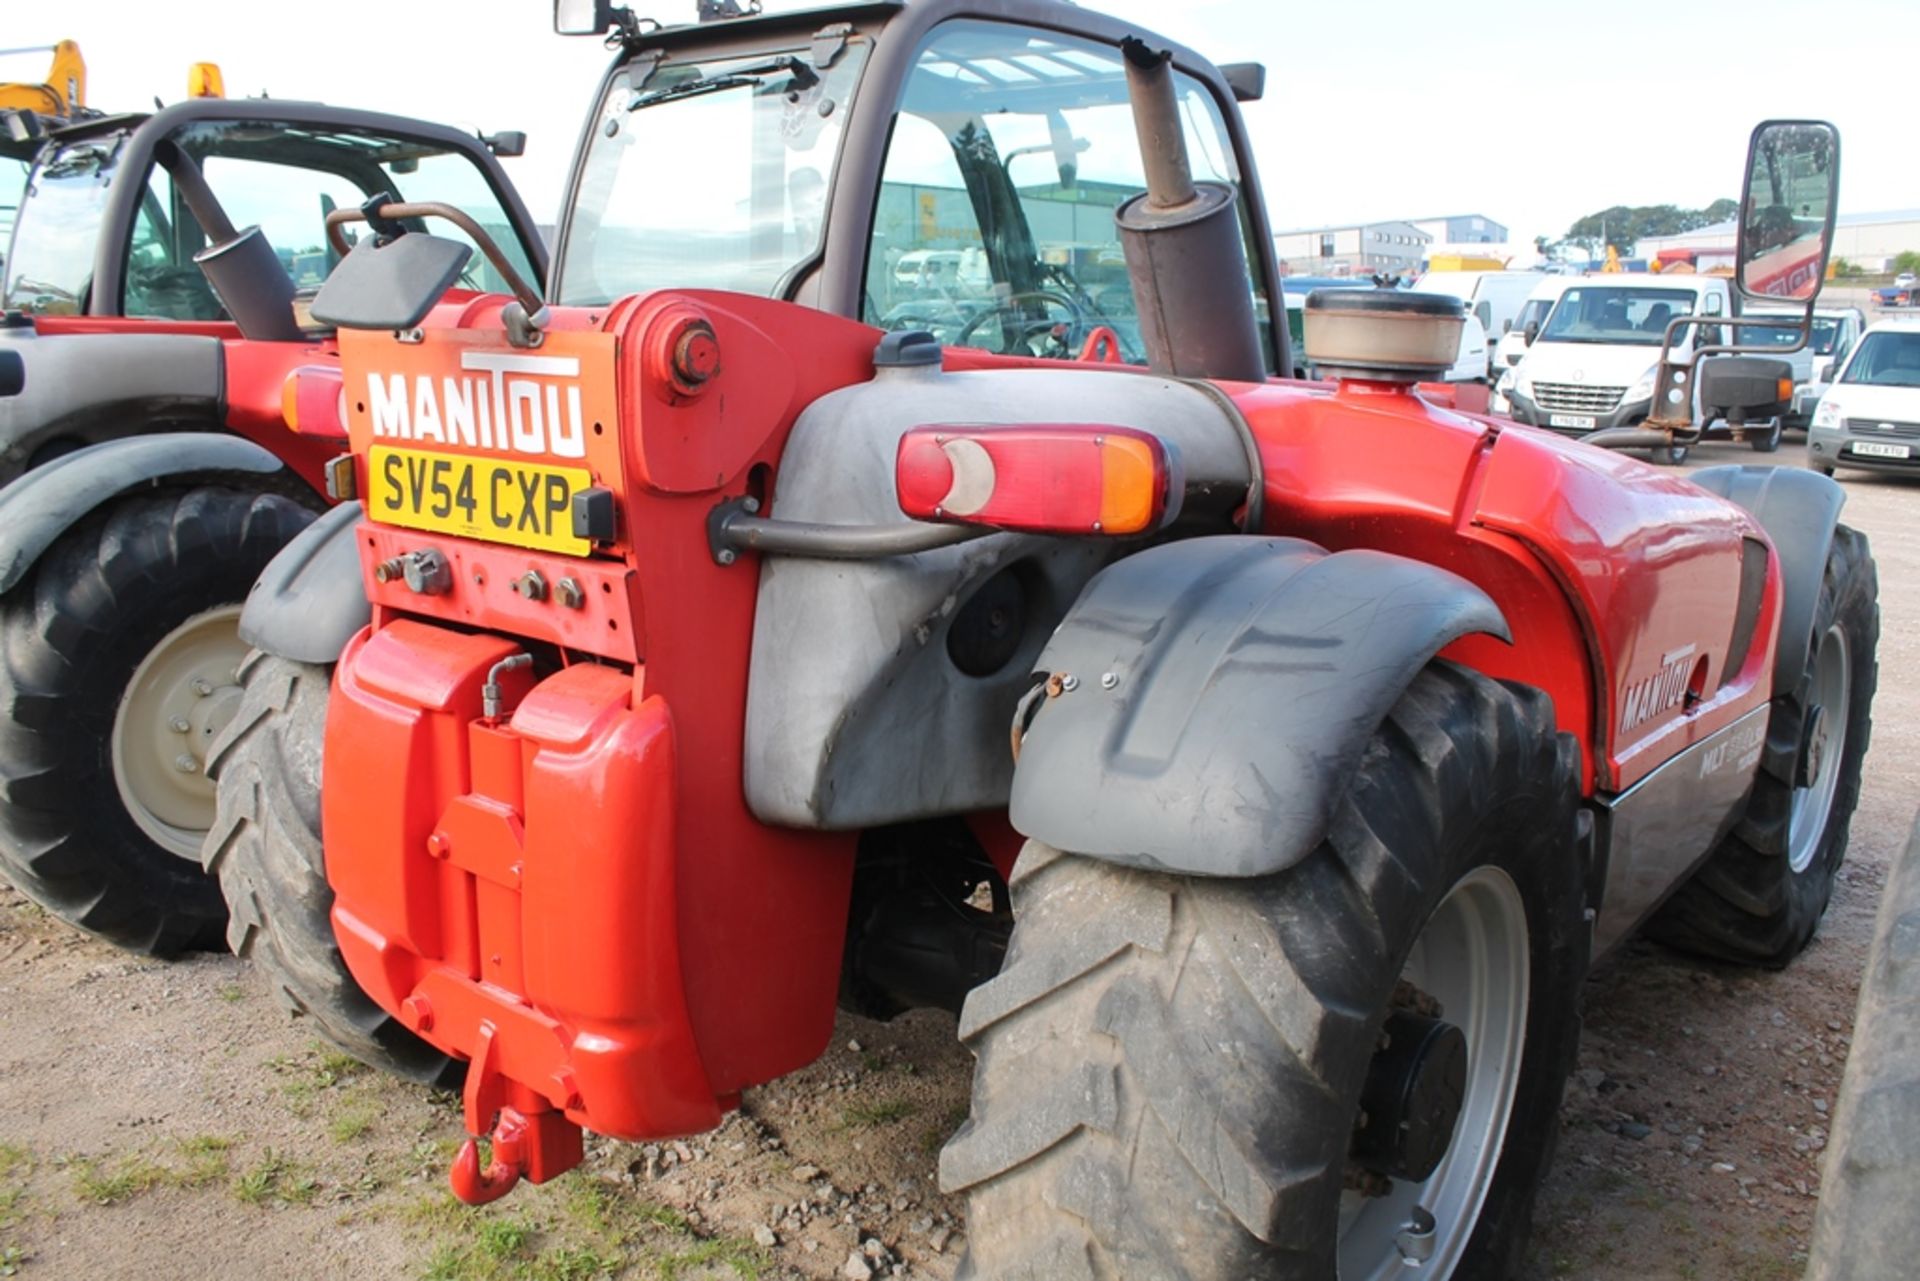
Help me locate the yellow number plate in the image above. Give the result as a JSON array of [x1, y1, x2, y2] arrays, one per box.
[[368, 446, 592, 556]]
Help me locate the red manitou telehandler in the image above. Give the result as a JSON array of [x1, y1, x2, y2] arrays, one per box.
[[208, 4, 1873, 1275]]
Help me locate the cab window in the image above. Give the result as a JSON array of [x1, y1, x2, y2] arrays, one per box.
[[122, 121, 538, 322], [867, 21, 1275, 371]]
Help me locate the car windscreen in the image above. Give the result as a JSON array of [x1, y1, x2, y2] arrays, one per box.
[[1735, 317, 1841, 353], [1540, 285, 1698, 347], [1839, 331, 1920, 387]]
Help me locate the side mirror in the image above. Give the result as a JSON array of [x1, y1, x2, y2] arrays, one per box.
[[1220, 63, 1267, 103], [1814, 358, 1835, 384], [1502, 319, 1513, 334], [1736, 119, 1840, 302], [309, 233, 475, 331], [1523, 320, 1539, 346], [482, 131, 527, 158], [554, 0, 614, 34]]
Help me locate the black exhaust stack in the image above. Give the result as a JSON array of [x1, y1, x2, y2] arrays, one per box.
[[1114, 38, 1267, 384], [158, 142, 304, 342]]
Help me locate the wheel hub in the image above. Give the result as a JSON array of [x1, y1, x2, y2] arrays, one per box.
[[111, 606, 249, 860], [1797, 703, 1828, 789], [1351, 1008, 1469, 1184]]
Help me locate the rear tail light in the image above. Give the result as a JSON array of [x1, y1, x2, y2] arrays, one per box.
[[281, 364, 347, 438], [895, 424, 1175, 536]]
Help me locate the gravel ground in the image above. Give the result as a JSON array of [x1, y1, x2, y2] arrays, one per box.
[[0, 437, 1913, 1281]]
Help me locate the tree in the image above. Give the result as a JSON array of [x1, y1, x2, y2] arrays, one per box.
[[1565, 200, 1739, 254]]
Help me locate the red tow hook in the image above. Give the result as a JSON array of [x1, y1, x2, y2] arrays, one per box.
[[449, 1107, 531, 1205]]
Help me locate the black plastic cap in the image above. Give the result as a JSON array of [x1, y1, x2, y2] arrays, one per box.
[[0, 349, 21, 399], [1306, 288, 1464, 318], [874, 330, 942, 368], [572, 487, 618, 542]]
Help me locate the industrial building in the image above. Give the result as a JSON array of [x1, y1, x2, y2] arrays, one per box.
[[1272, 219, 1431, 276]]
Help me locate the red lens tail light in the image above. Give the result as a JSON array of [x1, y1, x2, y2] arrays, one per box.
[[281, 364, 348, 439], [895, 424, 1175, 536]]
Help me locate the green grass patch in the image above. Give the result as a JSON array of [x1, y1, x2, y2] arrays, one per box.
[[174, 1136, 234, 1188], [657, 1235, 765, 1279], [0, 1147, 28, 1181], [330, 1104, 380, 1144], [69, 1154, 168, 1205], [234, 1149, 320, 1206], [842, 1098, 915, 1129], [219, 984, 246, 1003]]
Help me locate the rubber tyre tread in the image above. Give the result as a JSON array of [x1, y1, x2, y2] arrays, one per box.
[[0, 486, 314, 957], [944, 663, 1588, 1281], [1750, 421, 1783, 453], [1649, 523, 1878, 967], [204, 651, 459, 1088]]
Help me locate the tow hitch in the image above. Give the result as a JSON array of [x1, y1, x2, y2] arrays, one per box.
[[448, 1021, 584, 1205]]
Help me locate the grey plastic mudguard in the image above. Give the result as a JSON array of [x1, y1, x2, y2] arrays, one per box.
[[0, 432, 287, 594], [236, 500, 370, 666], [0, 329, 223, 482], [1008, 536, 1511, 878], [1689, 464, 1844, 697]]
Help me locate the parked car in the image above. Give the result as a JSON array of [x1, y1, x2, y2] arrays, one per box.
[[1806, 318, 1920, 475], [1413, 269, 1545, 349], [1736, 306, 1867, 428]]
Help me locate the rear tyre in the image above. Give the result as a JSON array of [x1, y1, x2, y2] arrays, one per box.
[[1815, 462, 1837, 477], [943, 664, 1587, 1280], [205, 651, 459, 1087], [0, 487, 314, 957], [1750, 419, 1784, 453], [1649, 524, 1878, 966]]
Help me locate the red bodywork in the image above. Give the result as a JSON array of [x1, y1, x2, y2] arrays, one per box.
[[321, 291, 1781, 1196]]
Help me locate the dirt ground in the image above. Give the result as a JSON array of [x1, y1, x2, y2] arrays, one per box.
[[1, 440, 1914, 1281]]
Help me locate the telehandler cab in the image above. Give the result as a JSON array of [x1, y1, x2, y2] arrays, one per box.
[[210, 3, 1875, 1276], [0, 92, 544, 956]]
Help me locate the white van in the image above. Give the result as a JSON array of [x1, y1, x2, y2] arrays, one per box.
[[1493, 275, 1574, 377], [893, 247, 991, 292], [1414, 271, 1545, 349], [1736, 306, 1867, 427], [1504, 275, 1733, 440]]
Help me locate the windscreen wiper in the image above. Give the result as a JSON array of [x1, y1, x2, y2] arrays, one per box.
[[630, 55, 819, 109]]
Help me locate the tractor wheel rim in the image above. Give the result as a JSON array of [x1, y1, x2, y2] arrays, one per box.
[[110, 605, 248, 861], [1337, 866, 1530, 1281], [1789, 624, 1850, 874]]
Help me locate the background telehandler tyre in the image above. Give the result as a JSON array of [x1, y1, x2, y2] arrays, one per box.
[[205, 651, 459, 1088], [1649, 524, 1877, 966], [942, 664, 1587, 1281], [0, 487, 314, 957]]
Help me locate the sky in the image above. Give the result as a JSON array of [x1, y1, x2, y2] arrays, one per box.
[[7, 0, 1915, 258]]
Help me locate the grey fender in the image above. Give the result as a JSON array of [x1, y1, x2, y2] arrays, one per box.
[[237, 501, 370, 665], [0, 432, 289, 594], [1008, 536, 1511, 878], [1689, 464, 1844, 697], [0, 329, 224, 481]]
